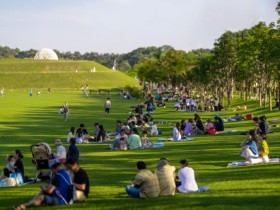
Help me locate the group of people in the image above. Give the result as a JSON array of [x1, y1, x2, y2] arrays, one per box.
[[111, 128, 153, 150], [173, 96, 223, 112], [0, 144, 88, 209], [240, 115, 270, 164], [13, 158, 89, 210], [66, 123, 110, 144], [172, 114, 224, 140], [0, 150, 24, 181], [126, 159, 200, 198], [110, 112, 158, 150]]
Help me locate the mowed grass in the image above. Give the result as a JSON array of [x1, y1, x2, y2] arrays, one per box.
[[0, 91, 279, 210], [0, 59, 139, 89]]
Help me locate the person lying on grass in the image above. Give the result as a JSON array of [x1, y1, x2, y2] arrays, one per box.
[[13, 162, 72, 210], [125, 161, 160, 198]]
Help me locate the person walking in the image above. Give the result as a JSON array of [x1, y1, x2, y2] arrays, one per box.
[[63, 102, 69, 121], [104, 98, 111, 114]]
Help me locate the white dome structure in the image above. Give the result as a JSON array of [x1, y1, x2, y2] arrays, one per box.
[[34, 48, 58, 60]]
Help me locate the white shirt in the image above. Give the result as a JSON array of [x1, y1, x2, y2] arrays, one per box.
[[177, 167, 198, 193], [67, 132, 75, 142], [55, 145, 66, 160], [172, 127, 181, 140], [214, 99, 219, 106], [104, 100, 111, 108]]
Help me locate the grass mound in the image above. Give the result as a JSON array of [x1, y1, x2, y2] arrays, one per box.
[[0, 59, 139, 89]]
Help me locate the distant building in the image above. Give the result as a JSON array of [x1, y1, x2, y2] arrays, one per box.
[[34, 48, 58, 60]]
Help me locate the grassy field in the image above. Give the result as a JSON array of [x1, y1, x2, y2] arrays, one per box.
[[0, 90, 279, 210], [0, 59, 139, 89]]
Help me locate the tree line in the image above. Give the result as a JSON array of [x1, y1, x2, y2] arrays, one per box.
[[133, 20, 280, 111], [0, 44, 173, 72]]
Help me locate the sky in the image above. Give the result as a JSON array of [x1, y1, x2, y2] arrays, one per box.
[[0, 0, 278, 54]]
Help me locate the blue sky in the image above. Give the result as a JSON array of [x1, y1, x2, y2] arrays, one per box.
[[0, 0, 278, 53]]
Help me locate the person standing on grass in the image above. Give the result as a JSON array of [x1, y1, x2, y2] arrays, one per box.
[[104, 97, 111, 114], [13, 162, 72, 210], [176, 159, 198, 193], [63, 102, 69, 122], [125, 161, 160, 198]]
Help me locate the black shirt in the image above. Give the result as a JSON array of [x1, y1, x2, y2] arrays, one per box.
[[74, 168, 90, 197], [14, 159, 24, 177]]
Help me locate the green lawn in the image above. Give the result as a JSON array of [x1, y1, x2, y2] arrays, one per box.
[[0, 59, 139, 89], [0, 90, 279, 210]]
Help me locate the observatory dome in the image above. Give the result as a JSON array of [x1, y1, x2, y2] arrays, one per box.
[[34, 48, 58, 60]]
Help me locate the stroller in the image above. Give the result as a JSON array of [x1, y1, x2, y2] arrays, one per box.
[[30, 142, 53, 182]]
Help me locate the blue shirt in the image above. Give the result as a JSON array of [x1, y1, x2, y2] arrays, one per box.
[[246, 140, 258, 155], [51, 169, 72, 204], [67, 144, 79, 160]]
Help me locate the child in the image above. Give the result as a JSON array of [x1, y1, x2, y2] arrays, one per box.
[[141, 131, 153, 148], [257, 133, 269, 163], [118, 137, 128, 150], [0, 155, 16, 180]]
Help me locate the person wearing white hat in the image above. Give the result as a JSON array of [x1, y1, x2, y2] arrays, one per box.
[[54, 139, 66, 163]]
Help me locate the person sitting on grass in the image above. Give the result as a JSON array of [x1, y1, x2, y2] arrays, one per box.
[[141, 131, 153, 148], [67, 138, 79, 161], [53, 139, 66, 164], [193, 114, 204, 134], [205, 119, 215, 133], [214, 116, 224, 132], [96, 125, 107, 142], [257, 132, 269, 163], [172, 122, 181, 141], [176, 159, 198, 193], [128, 128, 142, 149], [0, 154, 16, 180], [118, 137, 128, 150], [259, 115, 269, 135], [184, 119, 194, 136], [125, 161, 160, 198], [76, 123, 88, 143], [240, 130, 259, 164], [113, 129, 128, 149], [13, 162, 72, 210], [154, 158, 176, 196], [66, 158, 90, 202], [66, 127, 76, 143]]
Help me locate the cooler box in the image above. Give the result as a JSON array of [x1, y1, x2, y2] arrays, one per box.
[[246, 114, 253, 120]]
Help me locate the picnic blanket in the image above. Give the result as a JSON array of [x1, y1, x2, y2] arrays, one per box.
[[227, 158, 280, 167], [153, 142, 164, 148], [158, 137, 194, 142], [219, 130, 242, 134], [270, 119, 280, 123], [0, 173, 34, 188]]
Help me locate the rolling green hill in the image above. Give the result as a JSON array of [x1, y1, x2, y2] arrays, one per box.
[[0, 59, 140, 89]]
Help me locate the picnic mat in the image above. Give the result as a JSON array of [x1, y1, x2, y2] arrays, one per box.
[[158, 137, 194, 142], [227, 158, 280, 167]]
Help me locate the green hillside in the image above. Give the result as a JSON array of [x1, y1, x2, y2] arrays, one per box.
[[0, 59, 139, 89]]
